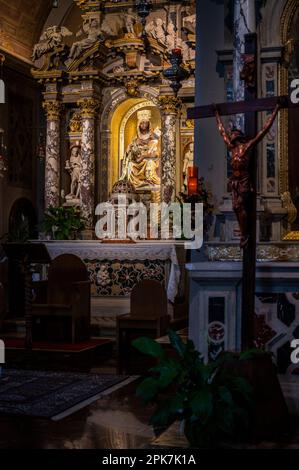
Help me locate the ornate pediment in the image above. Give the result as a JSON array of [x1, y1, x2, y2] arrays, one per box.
[[31, 0, 196, 89]]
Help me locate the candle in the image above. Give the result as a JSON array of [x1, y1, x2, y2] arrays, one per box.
[[188, 166, 198, 179], [188, 166, 198, 196]]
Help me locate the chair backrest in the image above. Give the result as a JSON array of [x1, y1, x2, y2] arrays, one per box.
[[48, 254, 88, 304], [130, 280, 167, 318]]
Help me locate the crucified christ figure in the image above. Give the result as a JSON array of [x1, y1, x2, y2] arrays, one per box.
[[213, 99, 283, 248]]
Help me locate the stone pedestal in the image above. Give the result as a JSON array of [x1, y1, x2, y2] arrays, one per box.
[[187, 260, 299, 373]]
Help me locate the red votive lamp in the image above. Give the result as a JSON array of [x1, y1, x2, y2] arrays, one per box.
[[172, 48, 182, 55], [188, 166, 198, 196]]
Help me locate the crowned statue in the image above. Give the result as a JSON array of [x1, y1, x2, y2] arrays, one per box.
[[120, 109, 161, 195]]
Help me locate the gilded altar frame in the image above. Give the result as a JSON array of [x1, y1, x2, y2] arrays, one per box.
[[279, 0, 299, 240]]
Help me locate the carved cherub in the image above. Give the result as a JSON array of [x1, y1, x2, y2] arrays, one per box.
[[32, 26, 72, 61], [124, 8, 138, 36]]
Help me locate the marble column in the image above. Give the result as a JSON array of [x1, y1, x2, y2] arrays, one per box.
[[233, 0, 256, 130], [159, 96, 181, 203], [42, 100, 62, 209], [78, 97, 101, 230]]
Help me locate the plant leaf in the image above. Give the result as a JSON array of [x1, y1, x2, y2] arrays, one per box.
[[136, 377, 159, 403], [217, 407, 234, 436], [190, 389, 213, 417], [132, 337, 165, 359], [239, 348, 268, 361], [150, 394, 185, 427], [152, 362, 179, 389], [218, 386, 233, 405], [168, 329, 186, 358]]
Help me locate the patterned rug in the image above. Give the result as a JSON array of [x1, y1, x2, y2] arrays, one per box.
[[0, 369, 132, 420]]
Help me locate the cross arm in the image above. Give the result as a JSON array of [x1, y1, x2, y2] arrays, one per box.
[[187, 96, 291, 120]]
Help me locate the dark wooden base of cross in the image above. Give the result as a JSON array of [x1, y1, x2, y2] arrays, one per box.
[[241, 33, 258, 350]]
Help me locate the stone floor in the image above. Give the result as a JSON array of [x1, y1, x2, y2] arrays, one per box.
[[0, 350, 299, 449]]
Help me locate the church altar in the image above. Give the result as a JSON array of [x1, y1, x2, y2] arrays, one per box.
[[40, 240, 181, 302], [35, 240, 183, 335]]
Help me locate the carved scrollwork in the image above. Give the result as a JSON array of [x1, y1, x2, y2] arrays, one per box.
[[42, 100, 63, 121]]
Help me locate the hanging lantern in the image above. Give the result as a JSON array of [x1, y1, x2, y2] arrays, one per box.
[[163, 48, 190, 95], [135, 0, 153, 36]]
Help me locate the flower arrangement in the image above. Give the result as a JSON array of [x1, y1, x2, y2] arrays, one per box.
[[43, 206, 85, 240]]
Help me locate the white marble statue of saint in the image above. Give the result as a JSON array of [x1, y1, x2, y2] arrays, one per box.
[[182, 141, 194, 192], [32, 26, 73, 61], [65, 143, 82, 202], [69, 17, 103, 61], [120, 109, 161, 190]]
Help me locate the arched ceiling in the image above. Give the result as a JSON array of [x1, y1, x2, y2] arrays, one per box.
[[0, 0, 54, 62]]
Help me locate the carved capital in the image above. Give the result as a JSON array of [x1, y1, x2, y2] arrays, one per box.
[[78, 97, 101, 119], [124, 78, 140, 97], [69, 111, 83, 133], [158, 96, 182, 116], [42, 100, 62, 121]]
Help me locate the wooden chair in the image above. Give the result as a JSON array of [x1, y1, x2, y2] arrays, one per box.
[[32, 254, 90, 343], [116, 280, 170, 374]]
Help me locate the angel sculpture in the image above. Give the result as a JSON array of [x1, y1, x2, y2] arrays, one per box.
[[69, 17, 104, 61], [32, 26, 73, 61], [124, 8, 138, 36]]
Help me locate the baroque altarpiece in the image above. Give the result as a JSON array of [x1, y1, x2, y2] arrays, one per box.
[[32, 0, 196, 234]]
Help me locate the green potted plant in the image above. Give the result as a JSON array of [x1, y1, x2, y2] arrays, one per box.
[[43, 206, 85, 240], [133, 330, 254, 448]]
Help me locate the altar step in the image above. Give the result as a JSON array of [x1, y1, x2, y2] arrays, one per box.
[[1, 298, 185, 339]]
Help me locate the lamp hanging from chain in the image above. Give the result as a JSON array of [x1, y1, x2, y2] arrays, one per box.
[[162, 3, 189, 95], [135, 0, 153, 37]]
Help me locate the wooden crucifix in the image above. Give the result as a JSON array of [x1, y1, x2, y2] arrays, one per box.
[[187, 33, 294, 351]]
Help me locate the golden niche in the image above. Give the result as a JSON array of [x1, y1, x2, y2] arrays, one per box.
[[120, 107, 161, 194]]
